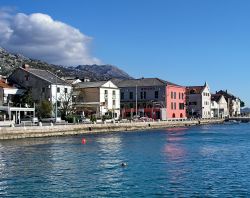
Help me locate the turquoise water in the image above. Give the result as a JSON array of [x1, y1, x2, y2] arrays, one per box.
[[0, 124, 250, 197]]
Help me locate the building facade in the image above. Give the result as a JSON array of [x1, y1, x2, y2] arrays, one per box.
[[216, 90, 241, 117], [166, 84, 186, 119], [114, 78, 186, 120], [211, 94, 229, 118], [8, 64, 72, 117], [186, 82, 211, 118], [73, 80, 120, 119]]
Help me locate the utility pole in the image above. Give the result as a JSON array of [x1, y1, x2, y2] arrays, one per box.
[[55, 70, 60, 122], [135, 85, 138, 117]]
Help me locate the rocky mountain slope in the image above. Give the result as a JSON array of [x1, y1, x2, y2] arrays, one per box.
[[0, 47, 132, 80]]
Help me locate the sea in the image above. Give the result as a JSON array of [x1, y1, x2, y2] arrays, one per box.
[[0, 123, 250, 197]]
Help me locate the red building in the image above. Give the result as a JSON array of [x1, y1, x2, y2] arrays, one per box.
[[112, 78, 186, 120], [166, 84, 186, 118]]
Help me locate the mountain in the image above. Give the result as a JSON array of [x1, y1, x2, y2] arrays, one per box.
[[0, 47, 132, 80], [241, 107, 250, 113]]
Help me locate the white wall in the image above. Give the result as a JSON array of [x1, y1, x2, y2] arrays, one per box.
[[51, 84, 73, 106], [201, 86, 211, 118], [99, 81, 120, 118]]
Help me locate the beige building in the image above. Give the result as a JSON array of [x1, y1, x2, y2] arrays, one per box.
[[73, 80, 120, 119]]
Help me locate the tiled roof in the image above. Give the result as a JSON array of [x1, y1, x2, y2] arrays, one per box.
[[0, 80, 14, 89], [217, 90, 237, 100], [76, 81, 108, 88], [115, 78, 180, 87], [186, 86, 205, 94], [211, 94, 222, 102], [25, 68, 70, 86]]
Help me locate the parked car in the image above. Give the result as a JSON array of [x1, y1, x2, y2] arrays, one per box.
[[21, 115, 39, 124]]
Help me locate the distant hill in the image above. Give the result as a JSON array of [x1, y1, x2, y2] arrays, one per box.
[[0, 47, 132, 80], [241, 107, 250, 113]]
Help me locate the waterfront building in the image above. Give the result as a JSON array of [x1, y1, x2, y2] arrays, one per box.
[[186, 82, 211, 118], [73, 80, 120, 119], [0, 77, 23, 106], [211, 94, 229, 118], [113, 78, 186, 120], [8, 64, 72, 117], [216, 90, 241, 117]]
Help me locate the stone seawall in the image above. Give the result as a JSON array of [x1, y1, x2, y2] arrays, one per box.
[[0, 119, 224, 140]]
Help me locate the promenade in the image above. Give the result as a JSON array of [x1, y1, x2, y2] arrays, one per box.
[[0, 119, 224, 140]]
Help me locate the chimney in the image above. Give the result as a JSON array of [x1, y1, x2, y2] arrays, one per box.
[[22, 64, 29, 70]]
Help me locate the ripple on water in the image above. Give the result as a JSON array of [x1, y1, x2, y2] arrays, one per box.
[[0, 124, 250, 197]]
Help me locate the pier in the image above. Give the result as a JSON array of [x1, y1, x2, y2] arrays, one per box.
[[226, 117, 250, 123]]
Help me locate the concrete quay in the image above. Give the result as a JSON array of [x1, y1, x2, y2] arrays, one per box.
[[0, 119, 224, 140]]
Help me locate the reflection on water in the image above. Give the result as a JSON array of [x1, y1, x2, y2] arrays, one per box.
[[0, 124, 250, 197]]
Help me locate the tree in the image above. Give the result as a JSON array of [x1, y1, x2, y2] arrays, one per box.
[[12, 90, 34, 107], [58, 90, 73, 120], [241, 101, 245, 108], [37, 100, 52, 118]]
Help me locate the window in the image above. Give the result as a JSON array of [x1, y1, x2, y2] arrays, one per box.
[[57, 101, 61, 107], [105, 99, 108, 106], [179, 93, 181, 99], [64, 88, 68, 93], [179, 103, 185, 110], [113, 100, 116, 106], [105, 90, 108, 94], [129, 92, 133, 100], [155, 91, 159, 99], [174, 92, 176, 99], [140, 92, 143, 99], [112, 90, 116, 95], [171, 102, 173, 110], [171, 92, 173, 99], [42, 88, 45, 93], [174, 102, 176, 110], [121, 92, 124, 100], [57, 87, 60, 93], [129, 103, 134, 108], [182, 93, 184, 99], [144, 91, 146, 99], [25, 75, 29, 81]]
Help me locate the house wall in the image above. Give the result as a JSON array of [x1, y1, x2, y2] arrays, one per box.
[[50, 84, 73, 106], [9, 68, 72, 106], [100, 87, 120, 118], [75, 88, 99, 103], [120, 85, 166, 120], [120, 86, 166, 108], [187, 93, 202, 117], [8, 68, 51, 102], [201, 86, 211, 118], [166, 85, 186, 118]]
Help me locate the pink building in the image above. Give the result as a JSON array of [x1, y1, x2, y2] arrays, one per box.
[[166, 84, 186, 118]]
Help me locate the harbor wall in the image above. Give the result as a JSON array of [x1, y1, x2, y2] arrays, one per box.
[[0, 119, 224, 140]]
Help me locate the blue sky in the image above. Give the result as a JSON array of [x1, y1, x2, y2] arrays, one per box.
[[0, 0, 249, 106]]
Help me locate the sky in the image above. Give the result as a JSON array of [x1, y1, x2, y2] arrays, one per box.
[[0, 0, 249, 106]]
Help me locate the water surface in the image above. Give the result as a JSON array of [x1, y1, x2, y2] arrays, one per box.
[[0, 124, 250, 197]]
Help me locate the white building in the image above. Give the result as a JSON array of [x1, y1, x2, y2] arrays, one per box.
[[217, 90, 241, 117], [186, 82, 211, 118], [0, 79, 23, 106], [73, 80, 120, 119], [211, 94, 229, 118]]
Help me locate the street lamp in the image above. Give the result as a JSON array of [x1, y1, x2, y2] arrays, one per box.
[[55, 70, 60, 122]]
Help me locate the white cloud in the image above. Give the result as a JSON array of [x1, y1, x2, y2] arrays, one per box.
[[0, 10, 101, 66]]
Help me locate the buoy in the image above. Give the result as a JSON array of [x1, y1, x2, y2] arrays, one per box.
[[121, 162, 127, 167], [81, 138, 86, 144]]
